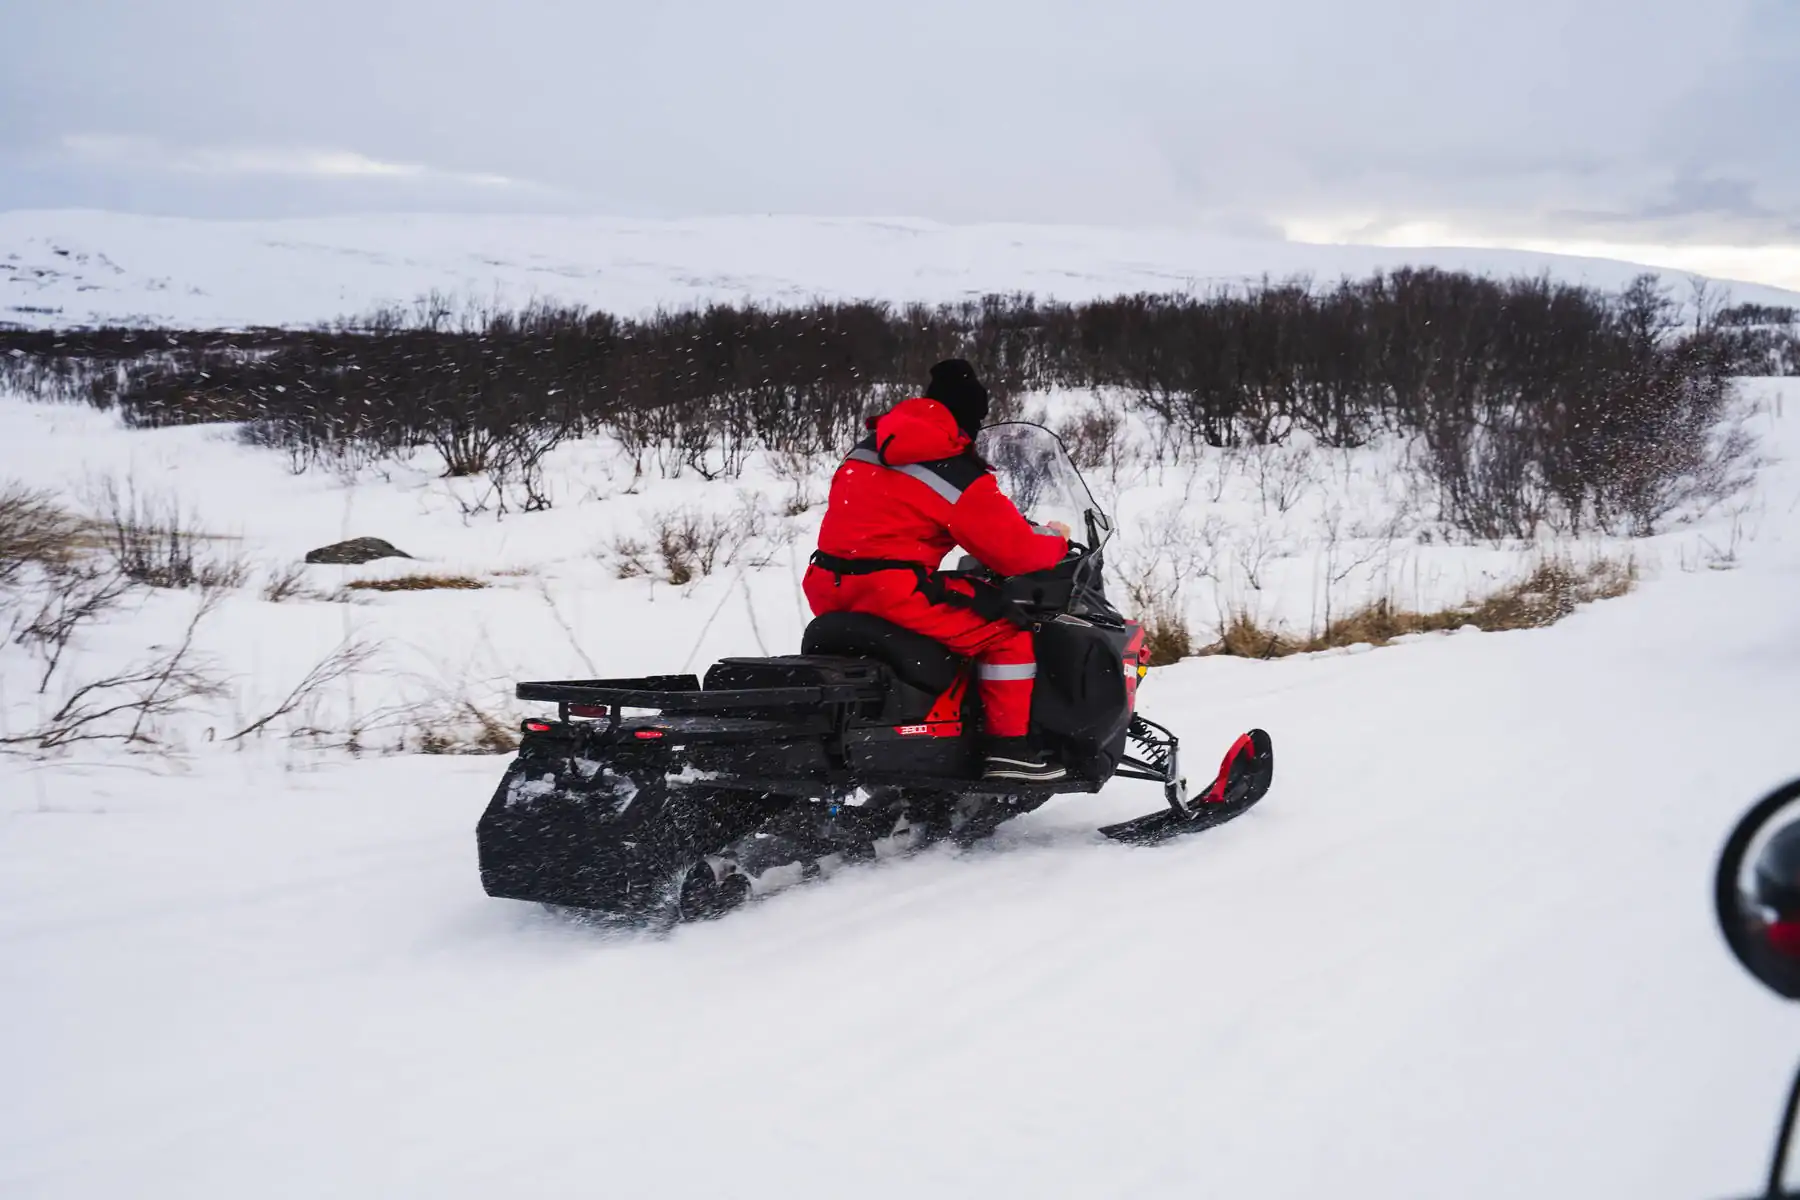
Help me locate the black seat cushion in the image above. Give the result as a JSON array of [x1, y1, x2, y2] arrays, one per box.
[[801, 612, 964, 695]]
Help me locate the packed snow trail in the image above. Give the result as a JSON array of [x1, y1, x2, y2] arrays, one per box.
[[6, 506, 1800, 1199]]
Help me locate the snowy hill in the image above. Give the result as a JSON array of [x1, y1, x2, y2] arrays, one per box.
[[2, 367, 1800, 1197], [5, 209, 1800, 329]]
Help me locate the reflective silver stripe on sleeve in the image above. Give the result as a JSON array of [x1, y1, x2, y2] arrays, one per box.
[[977, 661, 1037, 681], [843, 447, 964, 504]]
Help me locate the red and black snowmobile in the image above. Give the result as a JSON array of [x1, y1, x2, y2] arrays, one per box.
[[476, 423, 1273, 920]]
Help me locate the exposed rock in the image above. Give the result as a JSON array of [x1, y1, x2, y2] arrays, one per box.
[[304, 537, 413, 565]]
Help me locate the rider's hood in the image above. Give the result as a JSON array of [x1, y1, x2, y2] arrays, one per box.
[[869, 397, 971, 465]]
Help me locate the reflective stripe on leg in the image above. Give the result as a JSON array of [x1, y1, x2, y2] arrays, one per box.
[[978, 677, 1033, 738], [977, 661, 1037, 681]]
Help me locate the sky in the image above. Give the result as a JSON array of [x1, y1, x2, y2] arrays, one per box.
[[4, 0, 1798, 288]]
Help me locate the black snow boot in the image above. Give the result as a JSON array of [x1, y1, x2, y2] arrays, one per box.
[[982, 737, 1067, 782]]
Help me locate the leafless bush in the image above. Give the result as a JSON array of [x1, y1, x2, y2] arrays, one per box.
[[9, 561, 132, 693], [608, 535, 655, 581], [1316, 505, 1400, 629], [1109, 504, 1221, 665], [1054, 403, 1125, 474], [612, 496, 772, 585], [1252, 445, 1318, 515], [1112, 505, 1221, 618], [768, 448, 827, 516], [1194, 451, 1236, 504], [496, 418, 572, 512], [1228, 523, 1279, 592], [0, 484, 83, 587], [1622, 398, 1763, 533], [1, 590, 225, 751], [89, 477, 247, 590]]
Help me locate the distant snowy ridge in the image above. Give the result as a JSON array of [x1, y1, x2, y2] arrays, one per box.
[[5, 209, 1800, 331]]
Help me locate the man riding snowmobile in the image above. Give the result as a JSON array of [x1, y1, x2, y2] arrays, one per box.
[[805, 359, 1072, 782], [478, 382, 1276, 917]]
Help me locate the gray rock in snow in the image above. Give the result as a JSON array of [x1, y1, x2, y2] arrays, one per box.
[[303, 537, 413, 565]]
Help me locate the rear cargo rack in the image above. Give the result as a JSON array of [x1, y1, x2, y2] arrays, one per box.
[[516, 676, 884, 714]]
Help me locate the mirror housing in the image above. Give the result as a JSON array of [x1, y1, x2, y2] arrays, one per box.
[[1716, 778, 1800, 1002]]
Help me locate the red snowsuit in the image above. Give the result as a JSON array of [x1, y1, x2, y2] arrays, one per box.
[[804, 398, 1068, 738]]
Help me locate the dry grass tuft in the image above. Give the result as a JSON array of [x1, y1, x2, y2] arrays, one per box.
[[1198, 555, 1638, 660], [260, 561, 340, 603], [1207, 611, 1301, 660], [416, 701, 520, 754], [89, 477, 248, 590], [1141, 609, 1196, 667], [1459, 556, 1638, 631], [345, 574, 488, 593]]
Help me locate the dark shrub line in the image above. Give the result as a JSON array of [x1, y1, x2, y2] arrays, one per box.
[[1, 271, 1783, 537]]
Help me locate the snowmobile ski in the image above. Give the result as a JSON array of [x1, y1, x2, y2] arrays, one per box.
[[1099, 728, 1274, 846]]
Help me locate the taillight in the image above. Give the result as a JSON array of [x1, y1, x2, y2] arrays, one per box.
[[522, 719, 554, 734], [634, 729, 665, 740], [569, 704, 609, 719]]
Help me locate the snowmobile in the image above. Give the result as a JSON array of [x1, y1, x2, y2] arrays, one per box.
[[476, 423, 1274, 920]]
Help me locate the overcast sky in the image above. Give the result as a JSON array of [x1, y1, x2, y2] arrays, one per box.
[[4, 0, 1796, 283]]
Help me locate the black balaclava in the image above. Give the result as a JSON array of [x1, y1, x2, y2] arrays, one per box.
[[924, 358, 990, 436]]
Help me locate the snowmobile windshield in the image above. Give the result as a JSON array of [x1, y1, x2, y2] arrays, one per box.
[[976, 422, 1113, 553]]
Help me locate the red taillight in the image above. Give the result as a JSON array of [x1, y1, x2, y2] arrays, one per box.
[[569, 704, 609, 719], [522, 720, 554, 734], [633, 729, 665, 740]]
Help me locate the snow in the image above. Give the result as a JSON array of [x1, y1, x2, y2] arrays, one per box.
[[4, 209, 1800, 330], [3, 368, 1800, 1195]]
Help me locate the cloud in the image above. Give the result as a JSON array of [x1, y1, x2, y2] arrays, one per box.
[[60, 134, 529, 190], [2, 0, 1795, 280]]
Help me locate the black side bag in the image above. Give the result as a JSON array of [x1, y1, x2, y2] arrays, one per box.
[[1030, 619, 1129, 775]]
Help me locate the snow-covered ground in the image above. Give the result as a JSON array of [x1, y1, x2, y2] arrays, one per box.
[[5, 209, 1800, 329], [3, 372, 1800, 1197]]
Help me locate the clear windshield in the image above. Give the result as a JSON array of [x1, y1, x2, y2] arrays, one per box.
[[976, 422, 1113, 552]]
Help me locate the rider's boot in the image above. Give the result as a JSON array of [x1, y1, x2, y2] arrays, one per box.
[[981, 736, 1067, 782]]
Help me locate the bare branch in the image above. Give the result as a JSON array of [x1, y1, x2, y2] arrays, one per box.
[[224, 636, 379, 742]]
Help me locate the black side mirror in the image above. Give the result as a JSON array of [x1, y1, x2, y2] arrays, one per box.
[[1715, 777, 1800, 1199]]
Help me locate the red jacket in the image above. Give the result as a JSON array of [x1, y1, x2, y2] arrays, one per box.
[[815, 398, 1068, 577]]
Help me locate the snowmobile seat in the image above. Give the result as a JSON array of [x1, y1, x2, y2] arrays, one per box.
[[801, 612, 964, 695]]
